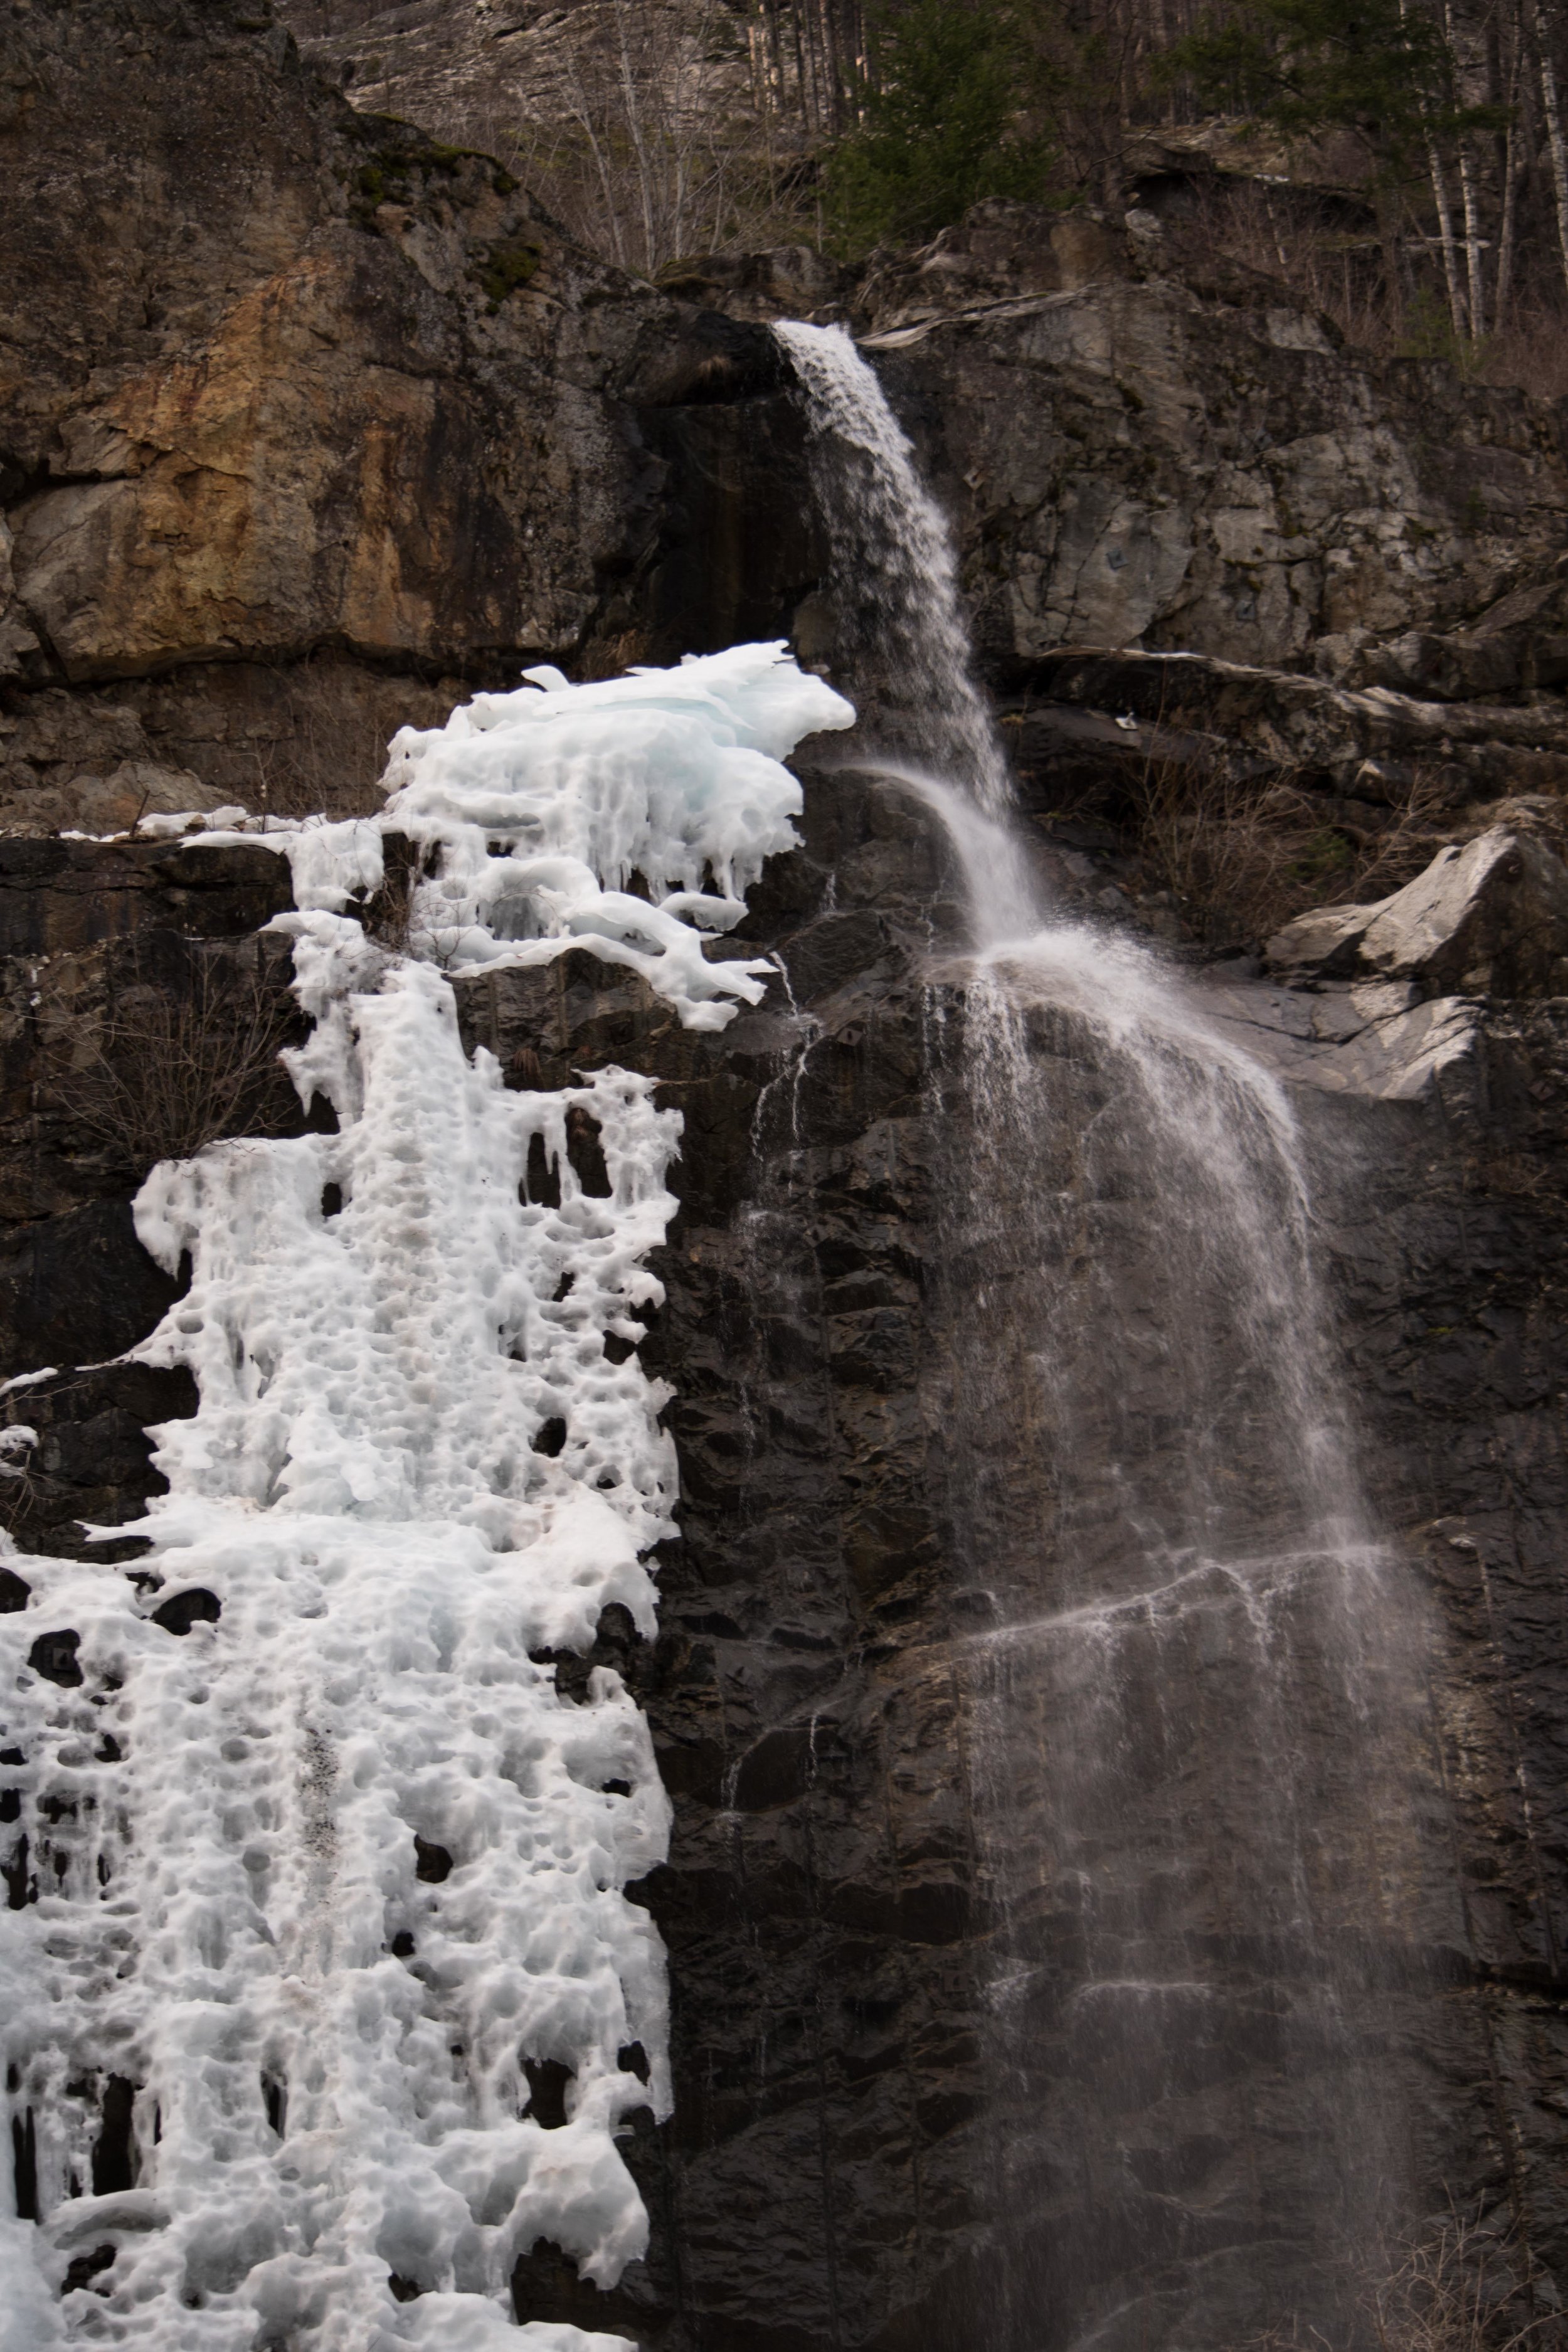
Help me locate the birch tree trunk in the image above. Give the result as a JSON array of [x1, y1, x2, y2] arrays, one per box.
[[1532, 0, 1568, 298], [1444, 0, 1487, 339], [1458, 146, 1486, 336], [1427, 137, 1471, 339]]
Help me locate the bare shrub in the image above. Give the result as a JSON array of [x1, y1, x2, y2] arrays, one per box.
[[1475, 307, 1568, 400], [457, 0, 818, 275], [1162, 177, 1404, 351], [245, 667, 398, 821], [56, 944, 305, 1173], [361, 834, 433, 958], [1132, 749, 1453, 948], [1159, 176, 1568, 398], [1365, 2216, 1558, 2352], [1224, 2214, 1561, 2352]]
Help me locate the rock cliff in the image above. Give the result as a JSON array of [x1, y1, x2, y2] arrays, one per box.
[[6, 4, 1568, 2349]]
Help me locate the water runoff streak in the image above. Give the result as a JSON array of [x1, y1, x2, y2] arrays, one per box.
[[776, 321, 1432, 2349]]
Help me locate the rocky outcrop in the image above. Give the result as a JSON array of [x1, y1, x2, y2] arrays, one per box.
[[6, 6, 1568, 2348], [852, 204, 1568, 686], [1, 4, 647, 684], [0, 0, 824, 822], [7, 6, 1568, 844], [273, 0, 764, 177], [1266, 827, 1568, 995]]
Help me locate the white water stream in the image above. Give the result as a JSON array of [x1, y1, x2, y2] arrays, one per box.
[[773, 322, 1013, 813], [776, 321, 1425, 2346]]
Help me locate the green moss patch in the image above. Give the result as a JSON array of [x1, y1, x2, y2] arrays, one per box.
[[475, 241, 543, 312]]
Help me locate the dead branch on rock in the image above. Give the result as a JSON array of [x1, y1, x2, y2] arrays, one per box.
[[55, 944, 304, 1173], [1133, 747, 1455, 947]]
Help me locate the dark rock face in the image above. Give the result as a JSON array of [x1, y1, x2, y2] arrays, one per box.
[[0, 786, 1564, 2348], [0, 835, 300, 1572], [450, 768, 1568, 2349], [4, 7, 1568, 2346], [0, 0, 825, 822], [460, 768, 997, 2352], [1308, 1007, 1568, 2288]]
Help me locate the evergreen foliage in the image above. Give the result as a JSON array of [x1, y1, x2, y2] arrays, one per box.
[[1158, 0, 1500, 172], [822, 0, 1057, 253]]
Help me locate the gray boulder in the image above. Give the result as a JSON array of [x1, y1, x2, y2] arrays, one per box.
[[1266, 826, 1568, 996]]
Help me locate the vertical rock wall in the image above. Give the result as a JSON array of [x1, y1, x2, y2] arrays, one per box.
[[4, 6, 1568, 2345]]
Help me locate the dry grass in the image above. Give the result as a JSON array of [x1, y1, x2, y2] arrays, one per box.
[[1365, 2218, 1557, 2352], [1131, 751, 1455, 949], [1232, 2215, 1562, 2352]]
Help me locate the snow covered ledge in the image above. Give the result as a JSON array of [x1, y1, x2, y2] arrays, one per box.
[[0, 648, 852, 2350]]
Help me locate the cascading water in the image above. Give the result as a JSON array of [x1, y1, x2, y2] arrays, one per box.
[[776, 323, 1434, 2347], [772, 322, 1012, 813]]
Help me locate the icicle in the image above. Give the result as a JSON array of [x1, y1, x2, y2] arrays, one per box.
[[0, 645, 851, 2346]]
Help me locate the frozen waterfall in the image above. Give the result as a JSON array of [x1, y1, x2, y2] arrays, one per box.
[[0, 646, 852, 2350]]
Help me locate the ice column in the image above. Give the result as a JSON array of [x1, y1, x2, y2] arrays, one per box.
[[0, 645, 852, 2350]]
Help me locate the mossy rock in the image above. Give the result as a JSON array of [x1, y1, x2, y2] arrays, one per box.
[[476, 240, 543, 311]]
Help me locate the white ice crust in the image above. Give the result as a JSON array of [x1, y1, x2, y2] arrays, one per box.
[[228, 642, 850, 1031], [0, 646, 849, 2346]]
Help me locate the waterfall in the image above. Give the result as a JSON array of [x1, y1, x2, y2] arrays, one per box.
[[0, 648, 853, 2350], [776, 324, 1432, 2348], [773, 321, 1014, 813]]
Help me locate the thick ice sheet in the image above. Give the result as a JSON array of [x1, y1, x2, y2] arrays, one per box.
[[0, 647, 847, 2346], [379, 643, 851, 1027]]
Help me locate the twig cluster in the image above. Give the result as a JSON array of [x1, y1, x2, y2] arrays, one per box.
[[1131, 748, 1454, 948], [56, 946, 303, 1174]]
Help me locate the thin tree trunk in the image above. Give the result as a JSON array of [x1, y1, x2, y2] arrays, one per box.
[[1444, 0, 1488, 338], [1458, 144, 1486, 336], [766, 0, 785, 103], [1263, 191, 1290, 273], [561, 34, 627, 271], [1532, 0, 1568, 298], [1494, 21, 1524, 330], [795, 0, 819, 132], [1428, 137, 1471, 338], [613, 0, 659, 273], [1495, 110, 1520, 324], [820, 0, 844, 132]]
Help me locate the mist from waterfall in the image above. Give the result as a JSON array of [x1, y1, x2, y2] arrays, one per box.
[[776, 322, 1432, 2349]]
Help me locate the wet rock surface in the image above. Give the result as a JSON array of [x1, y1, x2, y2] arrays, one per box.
[[0, 785, 1562, 2349], [452, 773, 1568, 2348], [4, 3, 1568, 2344]]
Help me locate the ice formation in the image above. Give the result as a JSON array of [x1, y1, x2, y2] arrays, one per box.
[[314, 641, 849, 1030], [0, 645, 852, 2347]]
